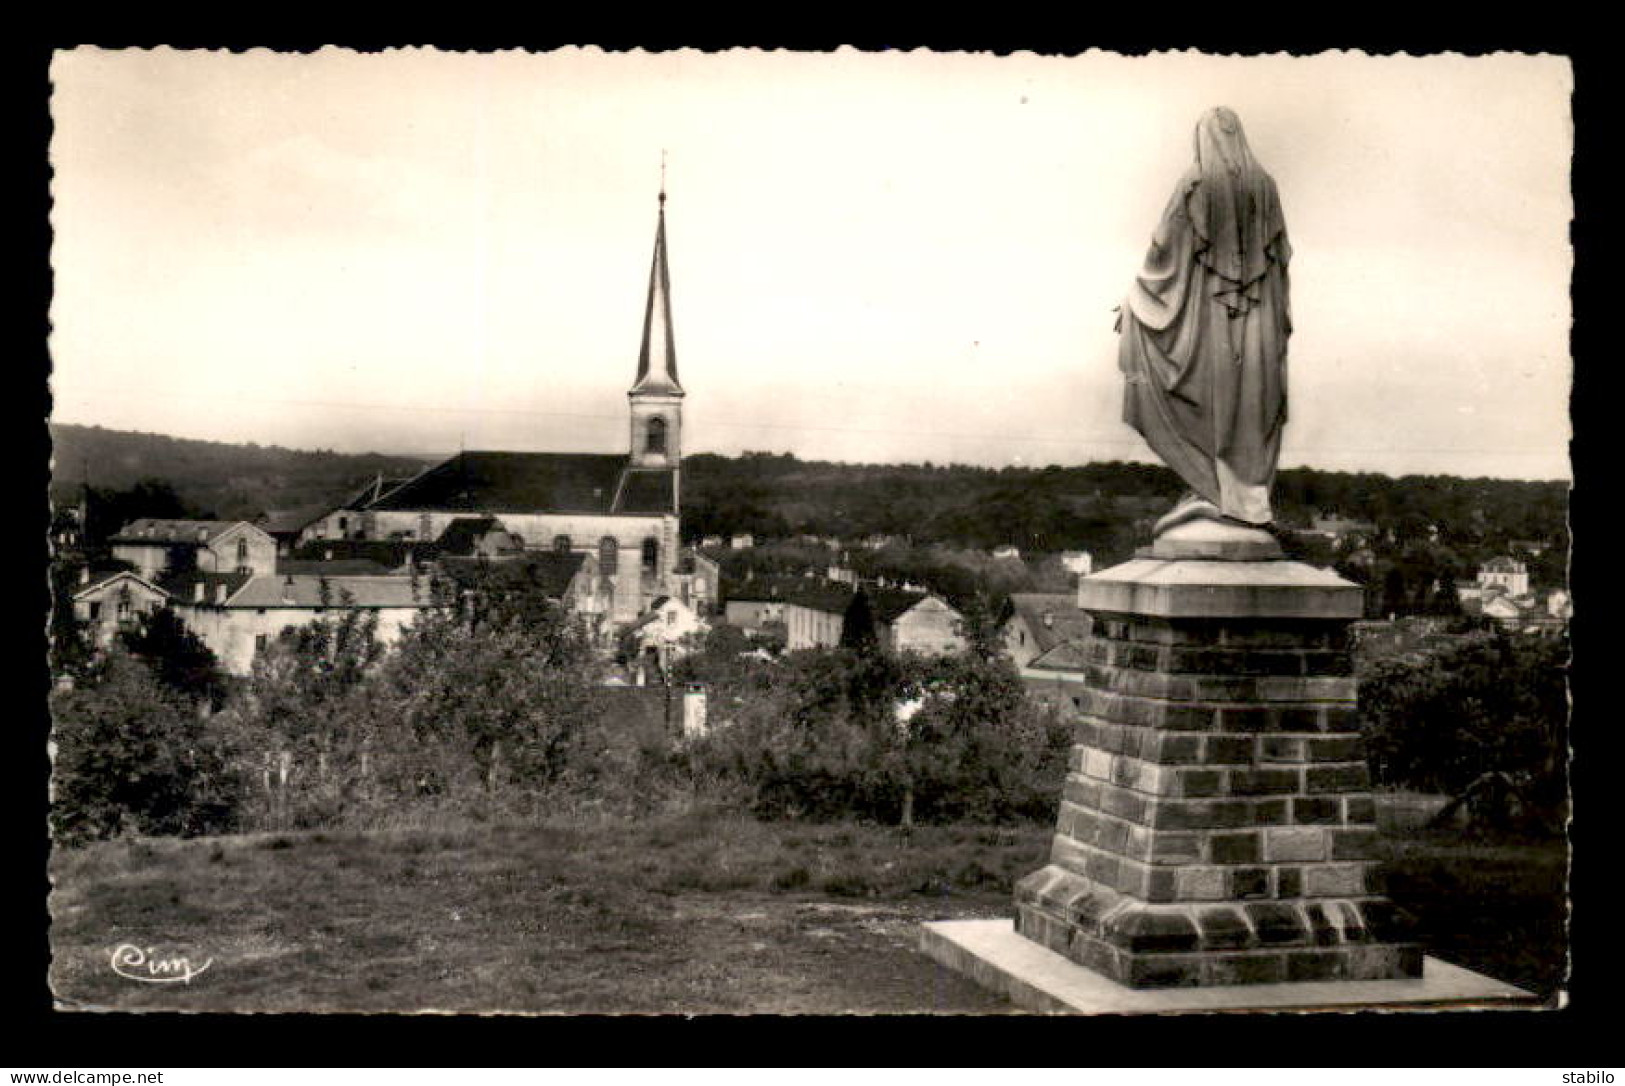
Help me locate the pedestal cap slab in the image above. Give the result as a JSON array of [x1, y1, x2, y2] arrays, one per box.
[[1142, 517, 1285, 561], [1078, 558, 1363, 620]]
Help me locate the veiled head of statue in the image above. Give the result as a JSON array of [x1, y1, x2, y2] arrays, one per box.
[[1193, 107, 1256, 175]]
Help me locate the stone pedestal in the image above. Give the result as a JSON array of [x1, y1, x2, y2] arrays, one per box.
[[1011, 521, 1423, 988]]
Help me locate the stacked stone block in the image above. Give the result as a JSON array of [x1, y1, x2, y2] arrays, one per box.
[[1014, 607, 1421, 989]]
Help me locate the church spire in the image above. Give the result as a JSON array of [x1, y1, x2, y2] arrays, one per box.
[[631, 176, 683, 396]]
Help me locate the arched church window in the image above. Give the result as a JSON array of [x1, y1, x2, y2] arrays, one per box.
[[599, 537, 619, 575], [642, 538, 659, 573], [646, 416, 667, 455]]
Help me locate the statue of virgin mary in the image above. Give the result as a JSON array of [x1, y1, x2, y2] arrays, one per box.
[[1118, 107, 1292, 530]]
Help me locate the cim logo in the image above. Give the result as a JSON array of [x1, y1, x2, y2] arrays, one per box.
[[108, 943, 213, 985]]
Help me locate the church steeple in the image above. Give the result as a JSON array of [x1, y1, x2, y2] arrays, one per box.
[[631, 182, 683, 397], [629, 175, 684, 469]]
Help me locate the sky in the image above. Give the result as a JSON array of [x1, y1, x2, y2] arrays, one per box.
[[48, 48, 1573, 481]]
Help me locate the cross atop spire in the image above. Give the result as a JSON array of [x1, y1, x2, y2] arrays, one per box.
[[631, 180, 682, 396]]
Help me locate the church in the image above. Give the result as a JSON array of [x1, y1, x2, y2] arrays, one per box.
[[299, 189, 687, 626]]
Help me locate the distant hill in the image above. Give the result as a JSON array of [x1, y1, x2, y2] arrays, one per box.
[[48, 423, 437, 522], [680, 451, 1569, 573], [45, 423, 1568, 581]]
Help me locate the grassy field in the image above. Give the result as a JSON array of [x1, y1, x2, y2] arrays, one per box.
[[47, 814, 1567, 1014]]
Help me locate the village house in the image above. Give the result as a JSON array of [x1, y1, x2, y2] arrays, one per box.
[[1019, 640, 1095, 718], [867, 588, 966, 655], [72, 568, 170, 647], [169, 571, 439, 674], [780, 582, 856, 650], [75, 549, 440, 674], [1478, 555, 1530, 598], [667, 548, 720, 616], [252, 509, 321, 558], [998, 592, 1093, 671], [775, 581, 966, 654], [721, 575, 802, 632], [109, 518, 278, 581], [629, 594, 709, 673], [1058, 551, 1094, 578]]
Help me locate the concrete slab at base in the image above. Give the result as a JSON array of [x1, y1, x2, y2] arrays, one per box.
[[920, 919, 1538, 1014]]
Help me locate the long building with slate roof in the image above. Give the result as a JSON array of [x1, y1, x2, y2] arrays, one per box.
[[303, 190, 688, 624]]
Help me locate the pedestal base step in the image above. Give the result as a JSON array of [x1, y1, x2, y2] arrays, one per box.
[[920, 918, 1538, 1015]]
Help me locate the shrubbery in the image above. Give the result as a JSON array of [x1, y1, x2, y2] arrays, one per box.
[[1360, 631, 1568, 830], [669, 628, 1072, 826], [51, 586, 1074, 842], [50, 650, 241, 845]]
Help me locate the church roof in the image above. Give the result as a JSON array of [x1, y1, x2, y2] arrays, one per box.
[[367, 452, 670, 516], [630, 195, 683, 396], [616, 469, 677, 514], [288, 538, 437, 569]]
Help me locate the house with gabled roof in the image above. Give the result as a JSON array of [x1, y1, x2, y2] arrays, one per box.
[[109, 518, 277, 581], [865, 588, 966, 655], [171, 571, 440, 674], [72, 567, 170, 646], [999, 592, 1093, 670], [71, 557, 440, 675], [296, 189, 688, 626], [1478, 556, 1530, 598]]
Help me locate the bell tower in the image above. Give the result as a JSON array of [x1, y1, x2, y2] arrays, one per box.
[[628, 178, 684, 469]]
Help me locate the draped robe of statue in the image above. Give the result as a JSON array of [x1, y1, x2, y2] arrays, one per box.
[[1118, 107, 1292, 528]]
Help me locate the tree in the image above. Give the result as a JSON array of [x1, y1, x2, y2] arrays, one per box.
[[360, 589, 609, 815], [1359, 632, 1567, 833], [840, 591, 878, 650], [118, 605, 230, 708], [50, 650, 241, 844]]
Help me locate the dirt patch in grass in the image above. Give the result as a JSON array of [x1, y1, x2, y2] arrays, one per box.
[[48, 817, 1046, 1014]]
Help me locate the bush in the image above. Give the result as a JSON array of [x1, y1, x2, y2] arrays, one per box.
[[50, 650, 243, 845], [1359, 631, 1567, 830], [680, 646, 1071, 825]]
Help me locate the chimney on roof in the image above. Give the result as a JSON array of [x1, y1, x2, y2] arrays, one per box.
[[193, 581, 205, 603], [196, 527, 208, 542], [78, 566, 90, 586], [324, 548, 333, 561], [214, 582, 228, 605], [282, 575, 296, 605]]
